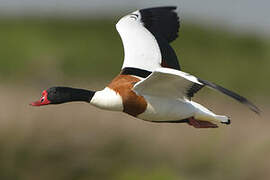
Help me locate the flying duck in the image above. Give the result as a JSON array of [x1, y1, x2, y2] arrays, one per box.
[[31, 6, 260, 128]]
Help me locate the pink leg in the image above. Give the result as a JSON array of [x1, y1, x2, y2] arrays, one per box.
[[187, 117, 218, 128]]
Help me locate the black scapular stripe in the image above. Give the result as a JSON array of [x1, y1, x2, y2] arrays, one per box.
[[198, 78, 261, 114], [121, 67, 152, 78]]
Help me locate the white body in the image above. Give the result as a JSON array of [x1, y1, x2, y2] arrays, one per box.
[[90, 87, 228, 124], [139, 96, 228, 123]]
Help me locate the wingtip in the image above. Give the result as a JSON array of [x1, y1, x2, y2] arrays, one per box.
[[245, 101, 261, 115], [163, 6, 178, 11], [140, 6, 177, 11], [199, 78, 261, 116], [169, 6, 177, 10], [251, 105, 262, 115]]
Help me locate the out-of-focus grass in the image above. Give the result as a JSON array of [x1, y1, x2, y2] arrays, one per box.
[[0, 18, 269, 96], [0, 18, 269, 180]]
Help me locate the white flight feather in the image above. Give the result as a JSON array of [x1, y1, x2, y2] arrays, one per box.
[[116, 10, 162, 72]]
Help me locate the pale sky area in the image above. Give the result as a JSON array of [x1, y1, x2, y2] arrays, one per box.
[[0, 0, 269, 35]]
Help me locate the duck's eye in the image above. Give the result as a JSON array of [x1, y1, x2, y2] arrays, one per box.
[[40, 96, 45, 103]]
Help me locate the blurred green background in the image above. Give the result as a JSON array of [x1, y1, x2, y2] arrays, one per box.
[[0, 1, 270, 180]]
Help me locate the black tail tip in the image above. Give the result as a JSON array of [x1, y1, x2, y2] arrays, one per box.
[[221, 118, 231, 125]]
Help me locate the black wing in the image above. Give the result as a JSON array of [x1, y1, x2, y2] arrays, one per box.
[[198, 79, 261, 114], [140, 6, 181, 70]]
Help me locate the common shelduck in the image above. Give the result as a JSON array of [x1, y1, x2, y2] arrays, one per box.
[[31, 6, 260, 128]]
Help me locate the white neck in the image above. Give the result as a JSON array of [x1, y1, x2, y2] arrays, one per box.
[[90, 87, 123, 111]]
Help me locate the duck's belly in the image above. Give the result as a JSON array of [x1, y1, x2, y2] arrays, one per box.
[[137, 95, 195, 121]]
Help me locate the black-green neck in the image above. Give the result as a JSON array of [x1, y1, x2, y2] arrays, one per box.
[[46, 87, 95, 104]]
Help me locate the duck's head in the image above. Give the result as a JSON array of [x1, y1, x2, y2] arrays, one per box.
[[30, 87, 62, 106], [31, 87, 95, 106]]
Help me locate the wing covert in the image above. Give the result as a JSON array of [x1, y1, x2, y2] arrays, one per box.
[[133, 68, 203, 99]]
